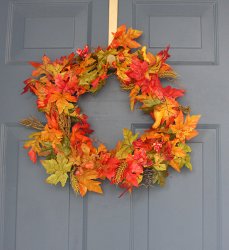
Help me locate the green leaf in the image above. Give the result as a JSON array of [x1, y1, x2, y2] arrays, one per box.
[[123, 128, 139, 144], [152, 170, 168, 187], [57, 136, 71, 156], [140, 97, 162, 113], [185, 154, 192, 170], [153, 164, 167, 171], [41, 159, 57, 174], [116, 128, 138, 159], [41, 154, 73, 187]]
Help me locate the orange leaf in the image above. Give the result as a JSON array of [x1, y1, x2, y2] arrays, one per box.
[[152, 98, 179, 128], [129, 85, 140, 111], [77, 169, 103, 197], [110, 25, 142, 49], [28, 149, 37, 163], [169, 159, 181, 172], [170, 112, 201, 142]]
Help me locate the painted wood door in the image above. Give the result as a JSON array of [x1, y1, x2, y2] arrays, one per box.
[[0, 0, 228, 250]]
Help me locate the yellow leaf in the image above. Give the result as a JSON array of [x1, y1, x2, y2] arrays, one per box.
[[170, 112, 201, 142], [41, 154, 73, 187], [153, 154, 167, 171], [152, 98, 180, 128], [48, 92, 77, 114]]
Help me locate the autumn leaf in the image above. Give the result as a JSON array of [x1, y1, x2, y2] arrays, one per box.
[[40, 125, 63, 148], [48, 92, 77, 114], [152, 98, 180, 128], [76, 169, 103, 197], [129, 85, 140, 111], [170, 111, 201, 142], [153, 154, 167, 171], [24, 131, 43, 162], [158, 63, 178, 79], [168, 142, 193, 172], [41, 154, 73, 187], [28, 148, 37, 163], [140, 46, 156, 65], [109, 25, 142, 49], [98, 150, 120, 181], [136, 94, 162, 112], [30, 55, 63, 78], [116, 129, 139, 159], [152, 169, 168, 187], [76, 45, 89, 59], [127, 56, 149, 82], [162, 86, 185, 99]]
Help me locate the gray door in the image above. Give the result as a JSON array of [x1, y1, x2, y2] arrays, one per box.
[[0, 0, 228, 250]]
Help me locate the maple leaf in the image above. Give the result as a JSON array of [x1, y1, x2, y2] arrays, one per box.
[[98, 153, 120, 180], [109, 25, 142, 49], [129, 85, 140, 111], [22, 78, 37, 94], [41, 154, 73, 187], [30, 55, 63, 78], [133, 138, 154, 152], [151, 169, 168, 187], [140, 46, 156, 65], [169, 143, 193, 172], [70, 121, 93, 149], [162, 86, 185, 99], [54, 73, 81, 96], [121, 149, 151, 188], [24, 131, 43, 162], [56, 136, 71, 156], [148, 46, 177, 79], [126, 148, 152, 171], [124, 167, 143, 187], [158, 63, 178, 79], [40, 125, 63, 148], [116, 129, 139, 159], [115, 50, 135, 85], [170, 111, 201, 142], [151, 98, 180, 128], [136, 94, 162, 112], [76, 45, 89, 59], [46, 109, 59, 130], [127, 56, 149, 82], [76, 169, 103, 197], [28, 148, 37, 163], [152, 154, 167, 171], [48, 92, 77, 114]]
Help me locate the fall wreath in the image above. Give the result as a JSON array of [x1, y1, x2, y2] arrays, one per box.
[[21, 25, 200, 197]]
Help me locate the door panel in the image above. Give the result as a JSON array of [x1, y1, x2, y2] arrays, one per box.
[[132, 125, 220, 250], [0, 0, 228, 250]]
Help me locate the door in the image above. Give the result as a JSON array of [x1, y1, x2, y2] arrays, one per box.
[[0, 0, 228, 250]]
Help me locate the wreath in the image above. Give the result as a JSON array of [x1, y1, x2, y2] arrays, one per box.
[[21, 25, 200, 197]]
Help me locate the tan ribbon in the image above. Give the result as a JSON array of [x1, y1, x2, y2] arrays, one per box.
[[108, 0, 118, 45]]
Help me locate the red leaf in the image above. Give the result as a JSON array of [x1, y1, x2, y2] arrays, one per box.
[[162, 86, 185, 99], [28, 149, 37, 163], [76, 45, 89, 59]]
